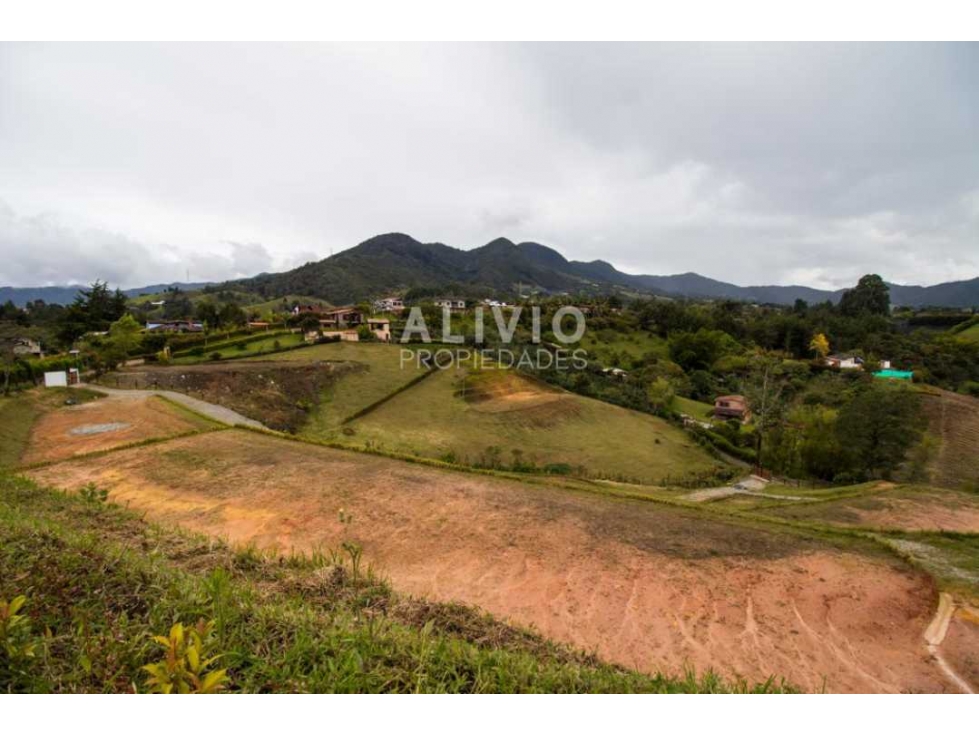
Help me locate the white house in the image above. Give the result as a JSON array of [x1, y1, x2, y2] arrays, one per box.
[[11, 337, 43, 357], [373, 297, 405, 313], [825, 354, 864, 370], [434, 298, 466, 310]]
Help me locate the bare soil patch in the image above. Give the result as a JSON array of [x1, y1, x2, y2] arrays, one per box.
[[20, 394, 211, 465], [101, 361, 360, 432], [765, 485, 979, 533], [26, 429, 954, 692], [460, 370, 578, 424], [942, 607, 979, 691]]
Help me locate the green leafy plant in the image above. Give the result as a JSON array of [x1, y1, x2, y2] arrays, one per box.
[[78, 482, 109, 505], [142, 620, 229, 694], [1, 595, 37, 662]]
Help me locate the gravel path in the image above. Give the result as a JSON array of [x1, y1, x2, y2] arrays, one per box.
[[78, 383, 265, 429]]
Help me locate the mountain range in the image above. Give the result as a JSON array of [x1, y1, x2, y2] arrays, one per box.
[[3, 234, 978, 308], [0, 282, 215, 308], [231, 233, 979, 308]]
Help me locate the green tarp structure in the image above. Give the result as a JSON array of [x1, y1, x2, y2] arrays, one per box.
[[873, 369, 913, 381]]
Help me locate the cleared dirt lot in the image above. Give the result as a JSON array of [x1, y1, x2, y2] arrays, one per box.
[[26, 429, 963, 692], [20, 393, 214, 465]]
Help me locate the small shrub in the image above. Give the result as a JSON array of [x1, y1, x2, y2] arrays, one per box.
[[78, 482, 109, 505], [1, 595, 37, 662], [543, 463, 573, 475], [208, 352, 222, 361], [142, 620, 229, 694]]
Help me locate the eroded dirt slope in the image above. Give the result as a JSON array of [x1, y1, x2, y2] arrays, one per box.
[[101, 361, 360, 432], [27, 429, 961, 692]]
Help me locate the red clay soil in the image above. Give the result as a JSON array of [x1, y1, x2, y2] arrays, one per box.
[[942, 607, 979, 691], [19, 394, 211, 465], [26, 429, 962, 693]]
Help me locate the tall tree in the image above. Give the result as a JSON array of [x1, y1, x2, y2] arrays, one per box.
[[743, 356, 789, 471], [839, 274, 890, 317], [836, 385, 926, 478], [57, 280, 127, 345], [809, 332, 830, 359]]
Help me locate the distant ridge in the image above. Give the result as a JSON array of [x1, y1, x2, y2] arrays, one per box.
[[4, 236, 978, 308], [0, 282, 213, 307], [230, 233, 979, 308]]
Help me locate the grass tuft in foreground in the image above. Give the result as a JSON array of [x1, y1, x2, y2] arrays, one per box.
[[0, 472, 791, 693]]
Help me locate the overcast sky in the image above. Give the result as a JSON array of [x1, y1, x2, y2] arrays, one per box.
[[1, 42, 977, 290]]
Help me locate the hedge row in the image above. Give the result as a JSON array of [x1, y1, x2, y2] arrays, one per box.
[[170, 329, 293, 358]]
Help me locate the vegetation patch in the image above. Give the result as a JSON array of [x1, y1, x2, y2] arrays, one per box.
[[921, 389, 979, 490]]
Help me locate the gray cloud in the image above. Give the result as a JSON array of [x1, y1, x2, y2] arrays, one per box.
[[0, 43, 976, 289], [0, 199, 279, 287]]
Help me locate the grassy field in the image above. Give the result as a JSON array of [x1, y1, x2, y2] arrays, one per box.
[[255, 342, 428, 433], [579, 327, 669, 367], [0, 394, 38, 469], [955, 322, 979, 343], [0, 471, 784, 693], [921, 389, 979, 490], [342, 367, 725, 484], [674, 396, 716, 420], [171, 332, 305, 364]]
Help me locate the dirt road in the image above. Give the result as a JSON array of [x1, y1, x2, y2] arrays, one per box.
[[79, 384, 264, 429]]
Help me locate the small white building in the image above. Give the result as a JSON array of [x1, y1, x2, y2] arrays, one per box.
[[373, 297, 404, 313], [11, 338, 43, 357], [825, 354, 864, 370], [44, 370, 68, 388], [434, 298, 466, 310]]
